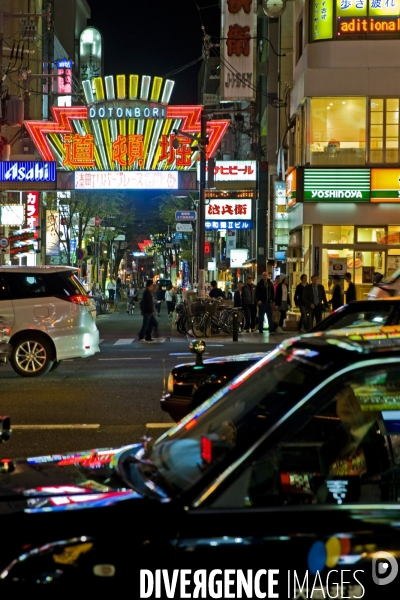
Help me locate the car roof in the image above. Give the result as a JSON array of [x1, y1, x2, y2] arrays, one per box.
[[0, 266, 78, 273]]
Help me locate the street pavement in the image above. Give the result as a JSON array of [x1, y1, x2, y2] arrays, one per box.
[[0, 300, 295, 460]]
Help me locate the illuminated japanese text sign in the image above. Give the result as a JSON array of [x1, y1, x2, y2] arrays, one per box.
[[206, 198, 252, 219], [338, 15, 400, 32], [313, 0, 334, 40], [304, 169, 370, 201], [371, 168, 400, 201], [26, 191, 39, 229], [197, 160, 256, 181], [75, 171, 179, 190], [0, 161, 56, 182], [205, 220, 253, 230]]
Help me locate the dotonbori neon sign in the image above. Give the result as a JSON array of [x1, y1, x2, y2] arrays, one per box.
[[24, 74, 229, 172]]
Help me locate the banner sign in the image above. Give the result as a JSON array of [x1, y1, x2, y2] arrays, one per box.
[[206, 198, 252, 220], [26, 191, 39, 229], [205, 220, 253, 230], [75, 171, 179, 190], [182, 260, 189, 289], [10, 244, 35, 255], [9, 231, 36, 244], [0, 161, 56, 182], [221, 0, 257, 101], [198, 160, 256, 182], [46, 210, 60, 256], [304, 169, 370, 201], [371, 168, 400, 202]]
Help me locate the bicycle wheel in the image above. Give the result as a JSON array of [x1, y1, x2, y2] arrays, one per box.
[[227, 310, 245, 332], [184, 315, 204, 337]]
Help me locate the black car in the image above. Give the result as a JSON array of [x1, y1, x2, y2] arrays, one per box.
[[162, 298, 400, 421], [1, 329, 400, 593]]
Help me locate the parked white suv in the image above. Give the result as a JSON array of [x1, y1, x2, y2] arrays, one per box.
[[0, 266, 100, 377]]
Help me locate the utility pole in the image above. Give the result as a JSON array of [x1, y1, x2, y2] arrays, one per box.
[[197, 110, 207, 298]]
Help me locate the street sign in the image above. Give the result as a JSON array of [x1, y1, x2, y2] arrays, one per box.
[[176, 223, 193, 232], [0, 237, 9, 249], [94, 216, 102, 226], [175, 210, 196, 221], [77, 248, 85, 261]]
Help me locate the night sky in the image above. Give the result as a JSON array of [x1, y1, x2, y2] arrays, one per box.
[[88, 0, 221, 104]]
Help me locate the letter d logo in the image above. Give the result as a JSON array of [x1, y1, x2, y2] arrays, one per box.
[[372, 551, 398, 585]]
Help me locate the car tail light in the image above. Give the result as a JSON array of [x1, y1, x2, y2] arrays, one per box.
[[201, 436, 213, 464], [59, 295, 92, 306]]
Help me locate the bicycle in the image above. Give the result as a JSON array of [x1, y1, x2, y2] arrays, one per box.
[[186, 301, 245, 337]]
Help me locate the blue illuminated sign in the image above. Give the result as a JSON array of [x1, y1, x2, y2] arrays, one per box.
[[56, 58, 73, 69], [205, 221, 253, 230], [0, 161, 56, 182]]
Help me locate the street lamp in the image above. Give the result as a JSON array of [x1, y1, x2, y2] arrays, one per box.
[[173, 110, 208, 297]]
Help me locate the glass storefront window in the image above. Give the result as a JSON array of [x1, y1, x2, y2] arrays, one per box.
[[322, 226, 354, 244], [369, 99, 399, 164], [356, 227, 387, 243], [386, 226, 400, 244], [388, 250, 400, 276], [323, 249, 385, 301], [309, 97, 366, 166]]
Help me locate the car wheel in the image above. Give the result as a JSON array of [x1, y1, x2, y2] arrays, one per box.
[[10, 335, 54, 377], [50, 360, 62, 371]]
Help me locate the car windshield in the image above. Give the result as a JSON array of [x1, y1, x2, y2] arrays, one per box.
[[324, 305, 398, 329], [381, 268, 400, 285], [145, 346, 326, 493]]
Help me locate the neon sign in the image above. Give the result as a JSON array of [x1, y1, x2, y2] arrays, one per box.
[[24, 74, 229, 172], [0, 161, 56, 182], [338, 16, 400, 32], [75, 170, 179, 190]]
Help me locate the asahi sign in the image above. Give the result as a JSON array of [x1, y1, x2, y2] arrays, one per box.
[[304, 169, 370, 202], [0, 161, 56, 182]]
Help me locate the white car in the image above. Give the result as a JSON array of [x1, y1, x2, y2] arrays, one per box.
[[0, 266, 100, 377], [368, 268, 400, 299]]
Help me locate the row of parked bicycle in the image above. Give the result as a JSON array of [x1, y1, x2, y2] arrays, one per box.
[[175, 298, 245, 337]]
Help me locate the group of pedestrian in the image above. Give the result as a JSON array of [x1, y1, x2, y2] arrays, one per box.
[[233, 270, 359, 334], [137, 281, 177, 343]]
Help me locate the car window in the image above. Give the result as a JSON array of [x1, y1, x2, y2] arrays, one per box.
[[0, 274, 10, 300], [211, 365, 400, 508], [6, 271, 85, 300]]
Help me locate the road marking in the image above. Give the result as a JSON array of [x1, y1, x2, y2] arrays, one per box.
[[63, 359, 74, 361], [114, 338, 135, 345], [208, 344, 224, 346], [169, 352, 192, 356], [98, 357, 151, 361], [146, 423, 175, 428], [13, 424, 100, 430]]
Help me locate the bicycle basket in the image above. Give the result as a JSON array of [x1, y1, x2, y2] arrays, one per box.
[[205, 302, 218, 314], [190, 302, 205, 315]]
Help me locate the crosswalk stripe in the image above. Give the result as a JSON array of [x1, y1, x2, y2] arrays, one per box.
[[114, 339, 135, 345]]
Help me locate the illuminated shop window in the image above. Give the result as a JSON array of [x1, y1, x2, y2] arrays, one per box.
[[356, 227, 387, 242], [309, 98, 366, 166], [369, 99, 399, 164], [322, 226, 354, 244]]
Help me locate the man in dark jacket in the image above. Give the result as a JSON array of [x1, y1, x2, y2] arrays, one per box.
[[330, 275, 343, 311], [242, 275, 257, 332], [303, 274, 328, 329], [294, 273, 307, 332], [344, 273, 357, 303], [209, 280, 225, 299], [138, 280, 162, 343], [233, 282, 243, 307], [256, 272, 276, 334]]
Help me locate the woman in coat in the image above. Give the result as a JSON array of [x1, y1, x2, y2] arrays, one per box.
[[274, 275, 291, 333]]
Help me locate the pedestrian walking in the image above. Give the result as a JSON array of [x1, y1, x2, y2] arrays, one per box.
[[106, 278, 115, 302], [242, 275, 257, 332], [233, 282, 243, 308], [344, 272, 357, 303], [255, 272, 276, 334], [294, 274, 308, 332], [303, 274, 329, 329], [273, 275, 281, 293], [165, 285, 177, 317], [116, 276, 122, 302], [274, 274, 291, 333], [329, 275, 343, 311], [155, 284, 163, 315], [138, 280, 164, 343]]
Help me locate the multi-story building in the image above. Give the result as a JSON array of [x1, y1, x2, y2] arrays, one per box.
[[286, 0, 400, 299]]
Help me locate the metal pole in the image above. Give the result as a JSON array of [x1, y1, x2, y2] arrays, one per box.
[[197, 110, 207, 297]]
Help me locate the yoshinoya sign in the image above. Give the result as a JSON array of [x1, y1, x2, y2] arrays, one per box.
[[304, 169, 370, 201], [0, 161, 56, 182]]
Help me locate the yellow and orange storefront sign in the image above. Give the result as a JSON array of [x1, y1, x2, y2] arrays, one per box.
[[371, 168, 400, 202]]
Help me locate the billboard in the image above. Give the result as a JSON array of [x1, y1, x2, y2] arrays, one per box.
[[221, 0, 257, 101]]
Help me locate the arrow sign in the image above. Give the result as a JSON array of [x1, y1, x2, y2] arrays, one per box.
[[175, 210, 196, 221]]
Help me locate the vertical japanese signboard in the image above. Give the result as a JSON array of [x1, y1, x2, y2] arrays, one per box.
[[312, 0, 334, 40], [221, 0, 257, 101], [79, 27, 102, 85], [46, 210, 60, 256], [26, 191, 39, 230]]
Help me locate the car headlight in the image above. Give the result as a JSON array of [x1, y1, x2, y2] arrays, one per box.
[[167, 372, 174, 393]]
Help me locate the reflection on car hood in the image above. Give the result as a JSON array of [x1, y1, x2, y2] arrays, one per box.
[[176, 352, 266, 368], [0, 445, 141, 513]]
